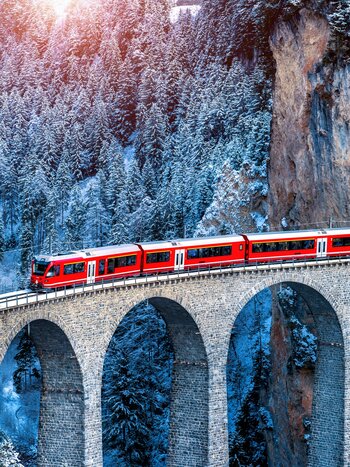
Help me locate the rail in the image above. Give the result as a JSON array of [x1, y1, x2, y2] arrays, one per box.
[[0, 256, 349, 311]]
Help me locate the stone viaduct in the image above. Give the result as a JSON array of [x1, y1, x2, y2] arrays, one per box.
[[0, 258, 349, 466]]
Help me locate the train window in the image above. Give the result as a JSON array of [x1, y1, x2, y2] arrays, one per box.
[[332, 237, 350, 247], [303, 240, 315, 249], [46, 265, 60, 277], [239, 244, 243, 251], [288, 240, 315, 250], [114, 255, 137, 267], [158, 252, 170, 262], [211, 247, 218, 256], [46, 266, 55, 277], [128, 255, 137, 266], [99, 260, 105, 275], [75, 262, 84, 273], [221, 245, 232, 256], [34, 261, 50, 276], [116, 256, 127, 267], [64, 262, 85, 275], [187, 249, 199, 259], [289, 241, 299, 250], [146, 253, 158, 263], [187, 246, 232, 259], [252, 243, 264, 253], [253, 239, 315, 253], [200, 248, 210, 258], [64, 264, 74, 274], [146, 252, 170, 263], [107, 258, 114, 273]]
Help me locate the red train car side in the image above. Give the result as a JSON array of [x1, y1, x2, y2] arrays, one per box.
[[30, 228, 350, 291], [137, 235, 246, 274], [31, 244, 142, 290], [244, 230, 320, 263], [326, 229, 350, 258]]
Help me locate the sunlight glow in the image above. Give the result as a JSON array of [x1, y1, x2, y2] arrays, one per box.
[[48, 0, 71, 17]]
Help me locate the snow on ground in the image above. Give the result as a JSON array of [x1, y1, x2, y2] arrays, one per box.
[[0, 251, 20, 294], [170, 5, 201, 23]]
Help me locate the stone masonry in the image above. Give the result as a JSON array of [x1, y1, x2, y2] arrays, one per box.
[[0, 260, 349, 466]]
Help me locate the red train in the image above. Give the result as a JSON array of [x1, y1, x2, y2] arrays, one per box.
[[30, 228, 350, 290]]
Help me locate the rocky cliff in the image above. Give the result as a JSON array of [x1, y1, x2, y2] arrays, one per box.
[[266, 287, 316, 466], [268, 7, 350, 229]]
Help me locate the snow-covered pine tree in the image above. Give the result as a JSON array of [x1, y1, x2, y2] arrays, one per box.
[[64, 187, 87, 249], [85, 174, 109, 247], [41, 187, 62, 255], [102, 303, 172, 466], [13, 328, 40, 393]]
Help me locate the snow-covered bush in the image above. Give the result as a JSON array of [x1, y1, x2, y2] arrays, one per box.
[[0, 431, 23, 467]]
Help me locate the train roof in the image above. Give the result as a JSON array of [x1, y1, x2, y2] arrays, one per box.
[[172, 234, 243, 247], [34, 244, 140, 262], [136, 241, 175, 251], [245, 227, 350, 241]]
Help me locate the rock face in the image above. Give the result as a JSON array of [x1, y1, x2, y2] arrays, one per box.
[[268, 8, 350, 228]]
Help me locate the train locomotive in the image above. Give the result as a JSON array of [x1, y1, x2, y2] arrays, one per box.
[[30, 228, 350, 291]]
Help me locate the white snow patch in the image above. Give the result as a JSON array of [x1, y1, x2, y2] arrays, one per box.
[[281, 217, 288, 228], [123, 144, 136, 169], [170, 5, 201, 23], [251, 211, 268, 232]]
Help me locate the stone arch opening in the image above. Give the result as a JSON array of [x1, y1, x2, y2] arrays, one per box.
[[227, 280, 344, 467], [0, 319, 85, 466], [102, 297, 209, 467]]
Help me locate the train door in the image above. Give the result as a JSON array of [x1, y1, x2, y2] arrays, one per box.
[[316, 238, 327, 258], [87, 261, 96, 284], [174, 249, 185, 271]]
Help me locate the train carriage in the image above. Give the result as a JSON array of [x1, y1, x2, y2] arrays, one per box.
[[243, 230, 328, 263], [31, 244, 142, 290], [326, 228, 350, 258]]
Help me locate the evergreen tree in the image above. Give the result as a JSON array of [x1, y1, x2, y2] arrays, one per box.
[[41, 188, 62, 254], [64, 187, 87, 249], [102, 303, 173, 466], [13, 329, 40, 393], [85, 174, 109, 246], [103, 348, 150, 465]]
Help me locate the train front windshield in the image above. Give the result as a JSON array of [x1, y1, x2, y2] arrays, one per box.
[[33, 260, 50, 276]]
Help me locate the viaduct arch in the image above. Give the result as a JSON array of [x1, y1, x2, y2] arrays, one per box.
[[0, 260, 348, 466], [102, 297, 209, 465], [1, 317, 85, 466], [230, 279, 344, 467]]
